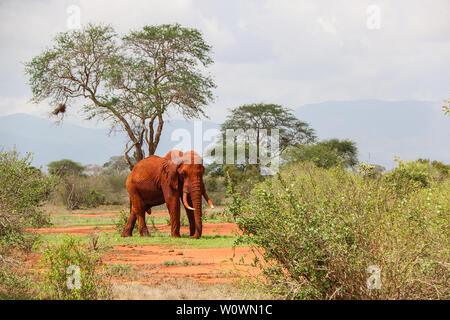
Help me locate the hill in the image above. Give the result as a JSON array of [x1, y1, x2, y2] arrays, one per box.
[[1, 99, 448, 170], [0, 113, 220, 170], [295, 100, 449, 168]]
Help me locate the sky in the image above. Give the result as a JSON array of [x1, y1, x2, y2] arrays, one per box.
[[1, 0, 450, 128]]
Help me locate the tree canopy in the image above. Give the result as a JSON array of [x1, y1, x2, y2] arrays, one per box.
[[283, 138, 358, 169], [25, 23, 216, 169], [102, 155, 130, 175], [47, 159, 84, 177], [210, 103, 316, 169]]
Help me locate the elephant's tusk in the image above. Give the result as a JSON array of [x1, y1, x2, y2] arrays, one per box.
[[183, 192, 195, 211], [202, 189, 214, 209]]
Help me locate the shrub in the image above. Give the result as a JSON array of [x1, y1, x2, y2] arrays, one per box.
[[0, 256, 37, 299], [233, 162, 449, 299], [52, 172, 127, 209], [0, 150, 55, 252], [114, 210, 137, 234], [282, 139, 358, 169], [204, 175, 227, 206], [54, 174, 108, 210], [39, 236, 112, 300], [82, 188, 106, 208], [385, 158, 433, 192]]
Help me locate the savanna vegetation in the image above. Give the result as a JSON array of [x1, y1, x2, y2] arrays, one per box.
[[230, 160, 449, 299], [0, 21, 447, 301], [2, 106, 449, 300], [0, 151, 112, 299], [47, 157, 129, 210]]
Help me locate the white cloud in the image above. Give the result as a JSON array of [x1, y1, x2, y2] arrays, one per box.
[[0, 96, 48, 117], [1, 0, 450, 124], [317, 17, 338, 35]]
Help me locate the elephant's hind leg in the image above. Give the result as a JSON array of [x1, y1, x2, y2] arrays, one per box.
[[121, 213, 137, 237], [130, 196, 150, 237]]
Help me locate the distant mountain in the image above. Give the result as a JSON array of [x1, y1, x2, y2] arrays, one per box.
[[1, 100, 448, 171], [0, 113, 220, 170], [295, 100, 450, 168]]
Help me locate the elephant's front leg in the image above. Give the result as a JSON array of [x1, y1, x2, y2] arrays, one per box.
[[165, 195, 181, 238]]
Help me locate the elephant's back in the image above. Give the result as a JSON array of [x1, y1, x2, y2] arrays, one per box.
[[127, 155, 164, 187]]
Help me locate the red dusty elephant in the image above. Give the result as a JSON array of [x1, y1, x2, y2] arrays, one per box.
[[121, 150, 214, 239]]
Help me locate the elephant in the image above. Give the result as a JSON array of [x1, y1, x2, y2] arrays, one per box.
[[121, 150, 214, 239]]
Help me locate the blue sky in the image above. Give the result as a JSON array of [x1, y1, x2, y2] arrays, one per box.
[[1, 0, 450, 127]]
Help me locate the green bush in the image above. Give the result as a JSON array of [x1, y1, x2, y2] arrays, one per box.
[[114, 210, 138, 234], [282, 139, 358, 169], [39, 236, 112, 300], [0, 150, 55, 252], [384, 158, 436, 194], [82, 188, 106, 208], [233, 162, 449, 299], [203, 175, 227, 206]]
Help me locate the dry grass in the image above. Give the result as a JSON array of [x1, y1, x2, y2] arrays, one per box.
[[111, 279, 273, 300], [42, 203, 127, 215]]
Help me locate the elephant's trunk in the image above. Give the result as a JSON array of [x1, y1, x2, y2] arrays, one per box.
[[190, 179, 203, 238]]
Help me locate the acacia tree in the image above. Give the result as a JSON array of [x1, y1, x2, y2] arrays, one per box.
[[218, 103, 316, 168], [47, 159, 84, 177], [25, 23, 216, 169]]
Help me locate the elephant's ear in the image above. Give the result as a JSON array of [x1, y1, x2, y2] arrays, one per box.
[[163, 160, 180, 190]]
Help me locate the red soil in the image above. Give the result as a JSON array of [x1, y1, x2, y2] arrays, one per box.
[[27, 211, 258, 285], [103, 245, 259, 284]]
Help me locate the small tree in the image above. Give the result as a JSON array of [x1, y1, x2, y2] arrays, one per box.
[[48, 159, 84, 177], [25, 23, 216, 169], [102, 156, 130, 175]]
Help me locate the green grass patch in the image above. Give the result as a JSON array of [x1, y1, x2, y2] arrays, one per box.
[[33, 231, 240, 250], [49, 213, 227, 228]]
